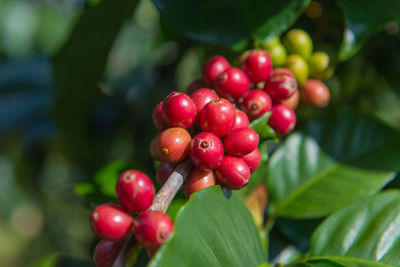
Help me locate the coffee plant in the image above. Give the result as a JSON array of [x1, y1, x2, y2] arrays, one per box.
[[1, 0, 400, 267]]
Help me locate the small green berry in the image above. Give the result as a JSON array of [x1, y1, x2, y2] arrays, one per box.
[[286, 54, 309, 85], [309, 51, 333, 80], [264, 43, 287, 67], [283, 29, 313, 59]]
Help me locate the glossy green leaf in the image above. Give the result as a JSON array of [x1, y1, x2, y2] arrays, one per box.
[[250, 112, 277, 141], [152, 0, 310, 49], [149, 186, 266, 267], [338, 0, 400, 60], [268, 112, 400, 218], [305, 190, 400, 266], [289, 257, 395, 267]]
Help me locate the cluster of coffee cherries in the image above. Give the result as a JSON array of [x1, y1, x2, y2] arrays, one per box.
[[91, 169, 172, 267], [260, 28, 332, 108]]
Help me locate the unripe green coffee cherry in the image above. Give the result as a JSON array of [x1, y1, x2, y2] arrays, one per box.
[[262, 42, 287, 67], [286, 54, 309, 85], [309, 51, 334, 80], [283, 29, 313, 59]]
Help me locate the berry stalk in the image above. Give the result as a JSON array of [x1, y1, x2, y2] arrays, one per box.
[[112, 159, 193, 267]]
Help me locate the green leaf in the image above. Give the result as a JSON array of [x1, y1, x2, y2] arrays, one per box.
[[250, 112, 277, 141], [152, 0, 310, 49], [338, 0, 400, 60], [289, 257, 396, 267], [305, 190, 400, 266], [149, 186, 266, 267], [268, 112, 400, 218]]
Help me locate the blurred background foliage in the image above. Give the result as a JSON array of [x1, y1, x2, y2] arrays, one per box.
[[0, 0, 399, 266]]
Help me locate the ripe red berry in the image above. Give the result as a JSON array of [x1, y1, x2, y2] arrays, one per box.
[[190, 88, 219, 113], [116, 170, 155, 213], [240, 89, 272, 120], [190, 132, 224, 170], [242, 148, 261, 173], [91, 204, 132, 240], [268, 104, 296, 135], [157, 127, 191, 163], [216, 156, 250, 190], [162, 92, 196, 129], [156, 162, 175, 186], [134, 210, 173, 250], [152, 102, 168, 131], [224, 128, 259, 156], [199, 98, 235, 137], [242, 49, 273, 83], [277, 89, 299, 110], [184, 169, 216, 198], [202, 55, 230, 87], [215, 67, 250, 101], [300, 79, 330, 108], [93, 239, 125, 267], [150, 134, 160, 160], [264, 68, 297, 102], [187, 78, 207, 95], [232, 109, 249, 131]]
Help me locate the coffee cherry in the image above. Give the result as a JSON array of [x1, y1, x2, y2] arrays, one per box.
[[156, 162, 175, 185], [162, 92, 196, 129], [150, 134, 160, 160], [224, 128, 259, 156], [216, 156, 250, 190], [240, 89, 272, 120], [202, 55, 230, 87], [134, 210, 173, 250], [238, 50, 251, 66], [93, 239, 126, 267], [300, 79, 330, 108], [91, 204, 132, 240], [215, 67, 250, 102], [283, 29, 313, 59], [157, 127, 191, 163], [184, 169, 216, 198], [268, 104, 296, 135], [262, 40, 287, 67], [199, 98, 236, 137], [286, 54, 309, 86], [116, 170, 155, 213], [232, 109, 249, 131], [190, 88, 219, 113], [190, 132, 224, 170], [242, 148, 261, 173], [152, 102, 168, 131], [264, 68, 297, 103], [277, 89, 299, 110], [187, 78, 207, 95], [242, 49, 273, 83]]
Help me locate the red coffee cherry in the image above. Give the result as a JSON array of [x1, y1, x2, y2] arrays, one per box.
[[242, 49, 273, 83], [152, 102, 168, 131], [190, 132, 224, 170], [162, 92, 196, 129], [277, 89, 299, 110], [202, 55, 230, 86], [224, 128, 259, 156], [240, 89, 272, 120], [268, 104, 296, 135], [215, 67, 250, 101], [116, 170, 155, 213], [157, 127, 191, 163], [300, 79, 330, 108], [232, 109, 249, 131], [187, 78, 207, 95], [156, 162, 175, 186], [184, 169, 216, 198], [91, 204, 132, 240], [93, 239, 125, 267], [134, 210, 174, 250], [199, 98, 236, 137], [264, 68, 297, 102], [190, 88, 219, 113], [242, 148, 261, 173], [216, 156, 250, 190]]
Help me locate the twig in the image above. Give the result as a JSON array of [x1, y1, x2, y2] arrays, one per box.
[[112, 159, 193, 267]]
